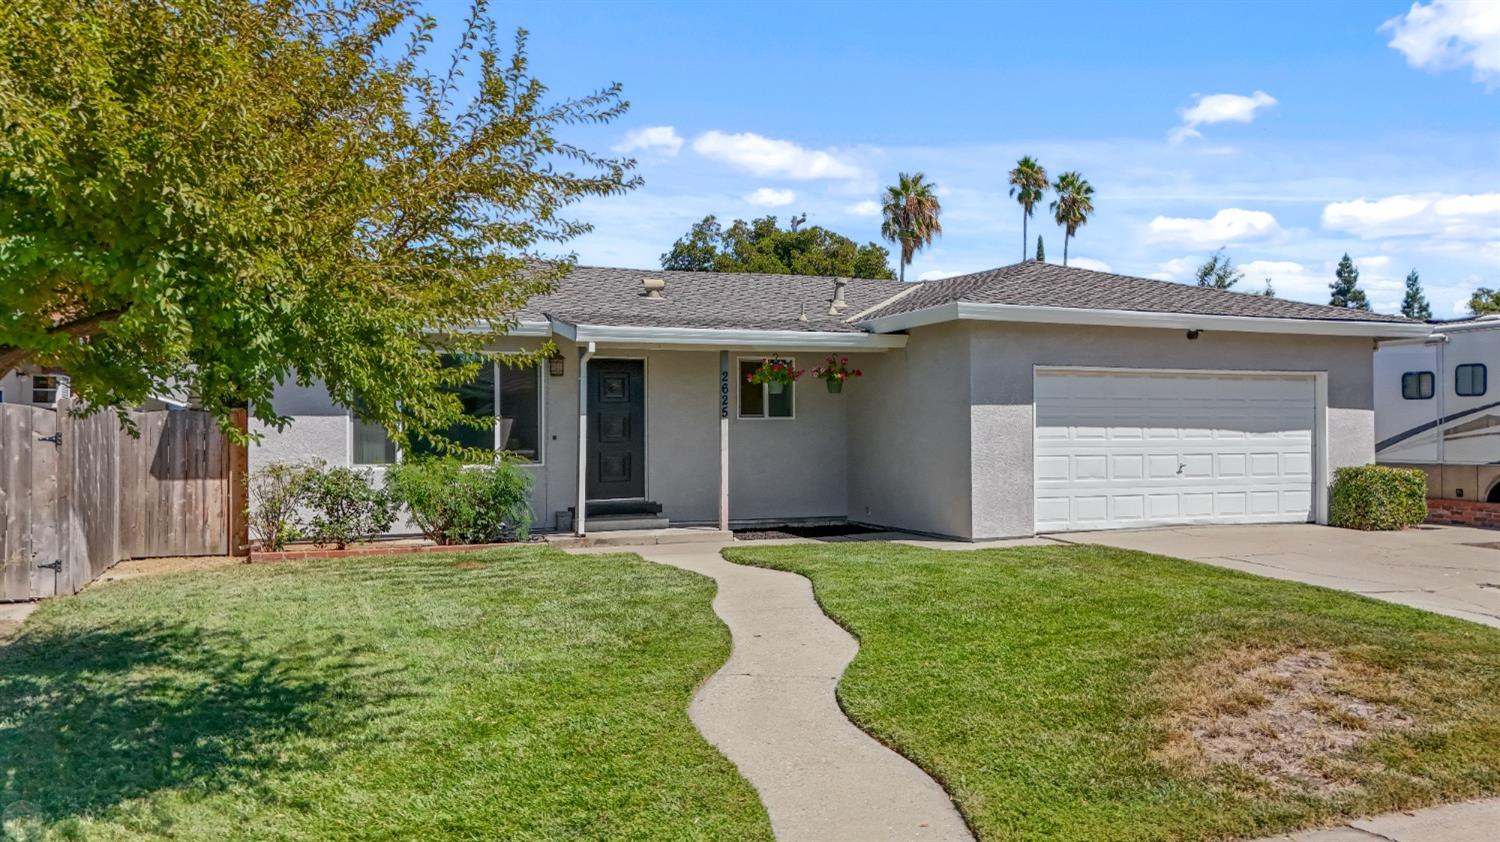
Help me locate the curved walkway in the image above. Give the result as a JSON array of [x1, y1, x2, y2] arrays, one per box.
[[579, 540, 972, 842]]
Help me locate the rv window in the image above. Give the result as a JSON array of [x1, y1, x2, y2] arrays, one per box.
[[1456, 364, 1487, 397], [1401, 371, 1433, 400]]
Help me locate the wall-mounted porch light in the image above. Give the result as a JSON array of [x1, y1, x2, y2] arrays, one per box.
[[548, 352, 566, 377]]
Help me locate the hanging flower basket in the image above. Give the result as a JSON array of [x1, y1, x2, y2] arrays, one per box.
[[746, 359, 803, 394], [812, 354, 861, 394]]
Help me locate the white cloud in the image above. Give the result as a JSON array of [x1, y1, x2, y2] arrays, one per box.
[[1145, 208, 1282, 247], [611, 126, 684, 156], [1241, 260, 1326, 301], [1067, 257, 1113, 273], [1170, 91, 1277, 142], [1382, 0, 1500, 88], [692, 130, 861, 180], [1321, 192, 1500, 238], [1149, 257, 1199, 282], [744, 187, 796, 207], [845, 200, 881, 217], [918, 269, 966, 282]]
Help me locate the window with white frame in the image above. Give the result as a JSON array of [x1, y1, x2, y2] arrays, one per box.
[[31, 375, 60, 405], [738, 358, 794, 419], [355, 357, 542, 464]]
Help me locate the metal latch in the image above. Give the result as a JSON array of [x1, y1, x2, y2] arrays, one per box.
[[36, 559, 62, 572], [37, 431, 61, 447]]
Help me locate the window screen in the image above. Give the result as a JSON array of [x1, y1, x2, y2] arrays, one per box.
[[1401, 371, 1434, 400], [1456, 364, 1487, 397]]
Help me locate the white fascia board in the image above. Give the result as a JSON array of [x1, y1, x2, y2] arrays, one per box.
[[860, 301, 1432, 339], [447, 319, 552, 337], [564, 323, 907, 350]]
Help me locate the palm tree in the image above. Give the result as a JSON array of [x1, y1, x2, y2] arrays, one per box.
[[1049, 171, 1095, 267], [1007, 156, 1049, 262], [880, 172, 942, 282]]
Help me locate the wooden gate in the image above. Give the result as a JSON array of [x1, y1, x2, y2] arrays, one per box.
[[0, 400, 247, 601]]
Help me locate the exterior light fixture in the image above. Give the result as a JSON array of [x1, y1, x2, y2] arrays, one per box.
[[548, 352, 566, 377]]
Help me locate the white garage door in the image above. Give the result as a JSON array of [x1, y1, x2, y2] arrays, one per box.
[[1034, 369, 1316, 532]]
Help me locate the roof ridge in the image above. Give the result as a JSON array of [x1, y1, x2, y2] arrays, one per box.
[[844, 282, 925, 323]]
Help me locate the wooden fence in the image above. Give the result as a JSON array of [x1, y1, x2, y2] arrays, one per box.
[[0, 399, 247, 601]]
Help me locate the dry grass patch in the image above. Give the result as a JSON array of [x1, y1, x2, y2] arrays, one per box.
[[1157, 647, 1413, 794]]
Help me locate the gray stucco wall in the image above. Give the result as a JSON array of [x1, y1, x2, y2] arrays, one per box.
[[966, 322, 1376, 539], [844, 322, 973, 538]]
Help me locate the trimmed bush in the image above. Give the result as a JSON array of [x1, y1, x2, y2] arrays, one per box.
[[385, 458, 533, 544], [1328, 464, 1428, 531], [303, 466, 398, 549], [247, 461, 320, 551]]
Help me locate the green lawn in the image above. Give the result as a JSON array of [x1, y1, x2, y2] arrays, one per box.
[[0, 548, 771, 841], [723, 541, 1500, 842]]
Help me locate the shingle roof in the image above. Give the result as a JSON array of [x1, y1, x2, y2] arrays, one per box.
[[520, 266, 904, 333], [856, 262, 1415, 324], [520, 262, 1417, 333]]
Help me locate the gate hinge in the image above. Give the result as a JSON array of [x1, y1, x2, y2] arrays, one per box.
[[37, 431, 62, 447], [36, 559, 62, 572]]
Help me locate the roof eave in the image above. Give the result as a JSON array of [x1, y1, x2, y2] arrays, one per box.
[[858, 301, 1431, 339], [548, 319, 908, 350]]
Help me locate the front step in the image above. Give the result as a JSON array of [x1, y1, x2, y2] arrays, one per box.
[[554, 510, 670, 533], [546, 527, 733, 549]]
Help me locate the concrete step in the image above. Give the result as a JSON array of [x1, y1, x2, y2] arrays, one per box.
[[545, 527, 734, 549]]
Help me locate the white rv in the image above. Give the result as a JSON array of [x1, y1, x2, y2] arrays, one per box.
[[1375, 314, 1500, 503]]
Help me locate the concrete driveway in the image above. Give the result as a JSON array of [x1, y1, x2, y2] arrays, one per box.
[[1058, 523, 1500, 630]]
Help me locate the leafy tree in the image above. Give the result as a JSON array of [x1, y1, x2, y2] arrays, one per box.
[[1400, 269, 1432, 320], [0, 0, 637, 451], [1049, 171, 1095, 267], [1194, 248, 1243, 289], [660, 214, 893, 279], [1008, 156, 1049, 262], [1261, 278, 1277, 298], [1035, 236, 1046, 263], [880, 172, 942, 282], [1472, 287, 1500, 316], [1328, 254, 1372, 310]]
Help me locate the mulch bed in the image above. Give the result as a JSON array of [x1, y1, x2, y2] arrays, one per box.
[[732, 523, 887, 541]]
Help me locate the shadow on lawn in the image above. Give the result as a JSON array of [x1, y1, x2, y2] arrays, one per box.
[[0, 618, 403, 830]]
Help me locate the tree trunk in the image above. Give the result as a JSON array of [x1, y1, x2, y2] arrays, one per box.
[[899, 260, 905, 283], [1022, 212, 1028, 262], [1063, 234, 1070, 267]]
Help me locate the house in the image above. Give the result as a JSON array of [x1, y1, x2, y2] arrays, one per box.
[[1376, 314, 1500, 503], [0, 367, 69, 408], [249, 262, 1429, 540]]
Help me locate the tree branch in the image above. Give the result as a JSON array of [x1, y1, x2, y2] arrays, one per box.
[[0, 307, 127, 373]]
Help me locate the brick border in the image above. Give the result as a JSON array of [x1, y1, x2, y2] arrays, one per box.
[[251, 541, 524, 562], [1425, 498, 1500, 530]]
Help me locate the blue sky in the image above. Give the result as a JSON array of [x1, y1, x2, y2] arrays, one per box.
[[483, 0, 1497, 315]]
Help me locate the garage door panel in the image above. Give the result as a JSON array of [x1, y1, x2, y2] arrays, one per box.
[[1035, 370, 1316, 531]]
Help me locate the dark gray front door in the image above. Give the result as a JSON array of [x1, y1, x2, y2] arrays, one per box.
[[587, 359, 645, 500]]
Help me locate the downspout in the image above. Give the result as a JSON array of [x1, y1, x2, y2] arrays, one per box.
[[575, 341, 596, 537]]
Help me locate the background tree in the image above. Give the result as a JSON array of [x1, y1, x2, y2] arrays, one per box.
[[1471, 287, 1500, 316], [1328, 254, 1372, 310], [880, 172, 942, 282], [0, 0, 637, 452], [660, 214, 894, 279], [1007, 156, 1049, 262], [1400, 269, 1432, 320], [1194, 248, 1243, 289], [1035, 236, 1046, 263], [1049, 172, 1094, 267], [1261, 278, 1277, 298]]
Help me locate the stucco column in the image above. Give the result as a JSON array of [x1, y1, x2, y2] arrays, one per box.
[[575, 342, 595, 536], [719, 350, 730, 531]]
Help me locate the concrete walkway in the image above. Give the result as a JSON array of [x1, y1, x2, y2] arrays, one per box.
[[1252, 797, 1500, 841], [570, 540, 972, 842]]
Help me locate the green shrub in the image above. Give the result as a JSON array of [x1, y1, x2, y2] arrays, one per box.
[[303, 466, 398, 549], [1328, 464, 1428, 530], [247, 461, 320, 551], [385, 458, 533, 544]]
